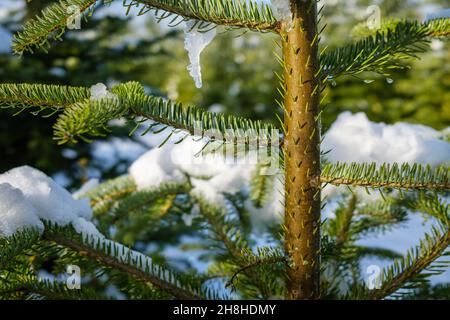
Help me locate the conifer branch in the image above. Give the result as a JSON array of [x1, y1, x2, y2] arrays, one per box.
[[352, 225, 450, 299], [85, 176, 137, 216], [249, 163, 276, 208], [1, 278, 108, 300], [0, 83, 89, 110], [321, 162, 450, 191], [43, 224, 208, 300], [197, 199, 276, 298], [322, 19, 450, 79], [0, 82, 277, 145], [13, 0, 102, 54], [348, 194, 450, 299], [130, 0, 280, 32], [108, 182, 189, 224], [0, 229, 41, 269]]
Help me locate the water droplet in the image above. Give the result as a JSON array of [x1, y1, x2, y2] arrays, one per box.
[[386, 77, 394, 84], [327, 75, 337, 87], [363, 79, 375, 84]]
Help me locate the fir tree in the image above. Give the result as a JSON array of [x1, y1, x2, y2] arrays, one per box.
[[0, 0, 449, 300]]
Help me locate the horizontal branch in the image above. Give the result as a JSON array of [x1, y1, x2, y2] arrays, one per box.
[[0, 82, 278, 145], [321, 162, 450, 191], [0, 83, 89, 110], [321, 19, 449, 79], [43, 225, 205, 300], [131, 0, 280, 32], [366, 225, 449, 299], [13, 0, 100, 54]]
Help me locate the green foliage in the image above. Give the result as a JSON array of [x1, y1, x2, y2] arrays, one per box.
[[13, 0, 102, 54], [0, 81, 277, 145], [249, 163, 277, 208], [129, 0, 278, 31], [350, 223, 450, 299], [13, 0, 278, 55], [1, 0, 449, 301], [322, 19, 449, 79], [321, 162, 450, 191], [0, 83, 89, 111]]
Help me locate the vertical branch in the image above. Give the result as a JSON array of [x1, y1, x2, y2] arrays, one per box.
[[282, 0, 321, 299]]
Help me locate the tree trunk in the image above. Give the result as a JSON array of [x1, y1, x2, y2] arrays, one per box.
[[282, 0, 321, 300]]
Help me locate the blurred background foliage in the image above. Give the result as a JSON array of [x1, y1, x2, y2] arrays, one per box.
[[0, 0, 449, 186]]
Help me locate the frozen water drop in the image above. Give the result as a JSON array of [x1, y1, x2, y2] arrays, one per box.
[[327, 75, 337, 87], [386, 77, 394, 84], [184, 21, 217, 89]]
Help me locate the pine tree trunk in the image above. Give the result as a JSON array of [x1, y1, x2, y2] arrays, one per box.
[[282, 0, 321, 300]]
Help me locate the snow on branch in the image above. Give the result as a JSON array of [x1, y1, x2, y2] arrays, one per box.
[[0, 167, 214, 300]]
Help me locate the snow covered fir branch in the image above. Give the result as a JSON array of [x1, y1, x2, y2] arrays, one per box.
[[0, 0, 450, 301]]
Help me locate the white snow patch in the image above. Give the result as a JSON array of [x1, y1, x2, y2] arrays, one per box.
[[129, 112, 450, 225], [323, 112, 450, 166], [0, 183, 44, 237], [0, 166, 155, 274], [0, 166, 100, 238], [322, 112, 450, 200], [129, 143, 186, 190], [183, 21, 217, 88], [129, 134, 282, 227], [90, 83, 118, 101], [270, 0, 292, 21]]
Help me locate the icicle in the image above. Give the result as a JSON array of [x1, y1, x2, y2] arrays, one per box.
[[270, 0, 292, 22], [183, 21, 217, 88]]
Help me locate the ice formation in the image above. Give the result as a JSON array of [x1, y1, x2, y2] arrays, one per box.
[[0, 166, 101, 238], [270, 0, 292, 21], [90, 83, 118, 101], [183, 21, 217, 88]]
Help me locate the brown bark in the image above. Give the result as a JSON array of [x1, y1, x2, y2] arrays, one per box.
[[282, 0, 321, 300]]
